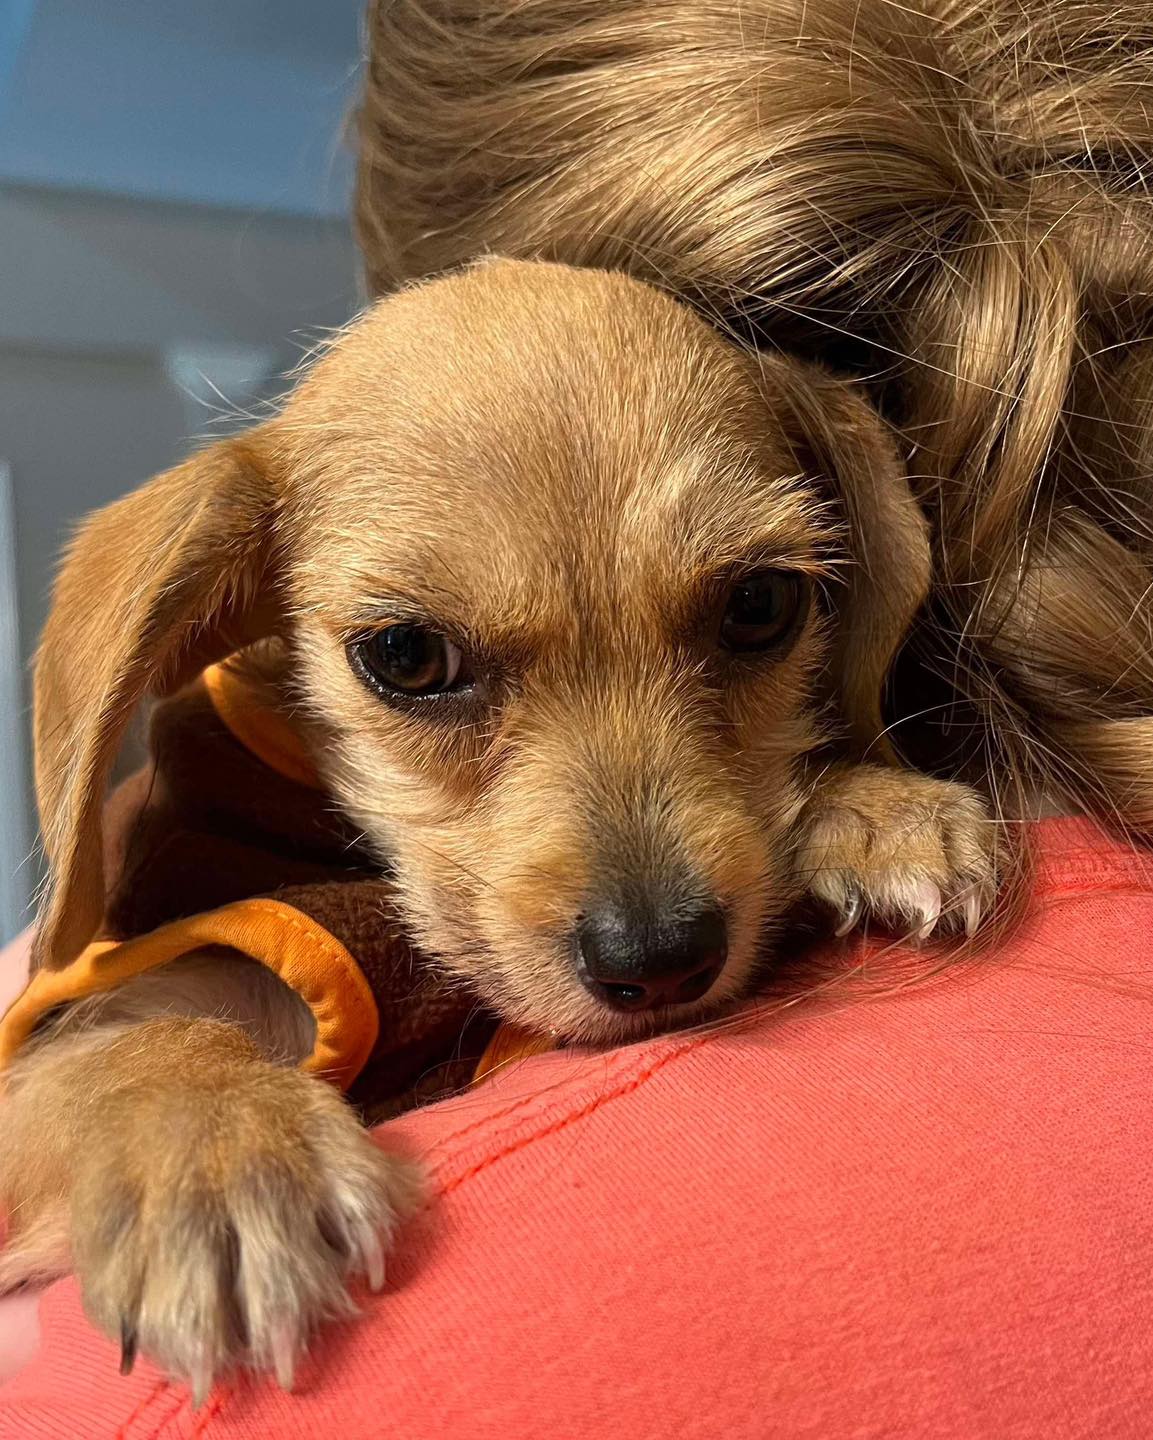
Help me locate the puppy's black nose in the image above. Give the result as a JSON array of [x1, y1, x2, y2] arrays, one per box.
[[576, 902, 727, 1012]]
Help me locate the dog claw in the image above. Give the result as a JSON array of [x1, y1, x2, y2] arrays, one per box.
[[834, 889, 864, 937], [317, 1207, 352, 1261], [830, 876, 989, 945], [119, 1320, 138, 1377], [189, 1353, 214, 1411], [271, 1325, 297, 1393], [361, 1232, 386, 1294], [908, 882, 942, 943]]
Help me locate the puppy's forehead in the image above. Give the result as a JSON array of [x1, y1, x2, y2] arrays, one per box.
[[285, 262, 815, 627], [306, 264, 754, 439]]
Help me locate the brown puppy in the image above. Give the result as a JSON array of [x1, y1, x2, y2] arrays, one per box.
[[0, 261, 996, 1396]]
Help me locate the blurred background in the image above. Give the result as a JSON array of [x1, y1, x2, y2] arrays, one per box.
[[0, 0, 366, 940]]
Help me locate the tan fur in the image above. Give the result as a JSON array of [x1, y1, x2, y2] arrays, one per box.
[[0, 1019, 417, 1404], [798, 764, 999, 940], [5, 260, 995, 1393], [53, 951, 317, 1066]]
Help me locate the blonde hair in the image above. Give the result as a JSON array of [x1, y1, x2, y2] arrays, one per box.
[[357, 0, 1153, 832]]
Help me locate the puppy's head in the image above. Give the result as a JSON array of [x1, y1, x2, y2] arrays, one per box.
[[35, 261, 928, 1042]]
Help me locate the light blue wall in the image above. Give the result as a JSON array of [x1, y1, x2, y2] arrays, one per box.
[[0, 0, 363, 215]]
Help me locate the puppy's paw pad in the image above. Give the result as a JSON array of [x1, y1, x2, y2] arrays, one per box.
[[800, 769, 998, 941]]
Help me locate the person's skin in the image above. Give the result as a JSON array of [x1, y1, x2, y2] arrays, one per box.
[[0, 929, 41, 1385]]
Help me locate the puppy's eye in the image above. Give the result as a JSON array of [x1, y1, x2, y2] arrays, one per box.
[[351, 624, 471, 698], [720, 570, 808, 652]]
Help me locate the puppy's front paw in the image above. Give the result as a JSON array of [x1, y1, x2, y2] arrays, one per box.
[[797, 765, 998, 941], [71, 1059, 421, 1403]]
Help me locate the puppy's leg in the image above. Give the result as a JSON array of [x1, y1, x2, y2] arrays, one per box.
[[0, 959, 420, 1401], [796, 764, 998, 941]]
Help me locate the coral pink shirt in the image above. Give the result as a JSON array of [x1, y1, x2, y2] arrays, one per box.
[[1, 817, 1151, 1438]]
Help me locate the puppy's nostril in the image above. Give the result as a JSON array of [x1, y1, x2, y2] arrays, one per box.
[[596, 982, 651, 1011], [673, 963, 722, 1005]]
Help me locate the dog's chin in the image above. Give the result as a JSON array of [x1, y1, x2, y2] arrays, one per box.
[[557, 989, 746, 1047], [459, 957, 759, 1048], [416, 906, 772, 1046]]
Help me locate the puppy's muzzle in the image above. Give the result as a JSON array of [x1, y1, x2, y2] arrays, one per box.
[[574, 900, 728, 1012]]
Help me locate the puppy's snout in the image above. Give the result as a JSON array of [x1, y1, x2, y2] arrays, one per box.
[[575, 901, 727, 1012]]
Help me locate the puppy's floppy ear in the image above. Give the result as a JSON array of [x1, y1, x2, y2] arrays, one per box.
[[34, 436, 279, 970], [760, 357, 931, 759]]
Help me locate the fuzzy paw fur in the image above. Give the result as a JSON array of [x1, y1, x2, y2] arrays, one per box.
[[68, 1057, 421, 1404], [798, 764, 998, 941]]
